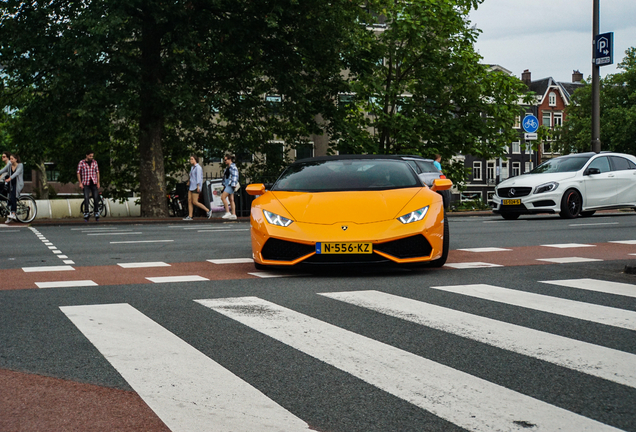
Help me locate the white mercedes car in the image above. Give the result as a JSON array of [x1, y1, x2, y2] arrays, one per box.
[[492, 152, 636, 220]]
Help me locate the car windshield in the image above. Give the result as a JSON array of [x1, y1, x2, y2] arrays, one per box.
[[272, 159, 421, 192], [529, 156, 591, 174]]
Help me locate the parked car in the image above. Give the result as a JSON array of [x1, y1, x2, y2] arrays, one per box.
[[245, 155, 453, 269], [492, 152, 636, 220], [398, 156, 451, 210]]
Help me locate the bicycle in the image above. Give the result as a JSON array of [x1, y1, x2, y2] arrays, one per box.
[[0, 185, 37, 223], [80, 192, 107, 217]]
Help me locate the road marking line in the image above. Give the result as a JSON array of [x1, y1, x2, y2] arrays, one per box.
[[60, 303, 311, 432], [430, 284, 636, 331], [146, 275, 209, 283], [44, 242, 53, 245], [57, 255, 68, 259], [110, 240, 174, 244], [444, 262, 503, 269], [63, 260, 75, 264], [22, 265, 75, 272], [36, 280, 98, 288], [609, 240, 636, 245], [569, 222, 619, 227], [198, 296, 619, 432], [87, 232, 143, 236], [118, 262, 171, 269], [537, 257, 603, 264], [540, 278, 636, 298], [248, 272, 299, 278], [457, 247, 512, 253], [71, 227, 128, 231], [541, 243, 595, 248], [198, 229, 249, 233], [48, 246, 57, 249], [208, 258, 254, 264], [320, 290, 636, 388]]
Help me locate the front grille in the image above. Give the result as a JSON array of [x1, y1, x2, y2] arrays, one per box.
[[533, 200, 556, 207], [375, 235, 433, 259], [497, 187, 532, 198], [261, 238, 315, 261]]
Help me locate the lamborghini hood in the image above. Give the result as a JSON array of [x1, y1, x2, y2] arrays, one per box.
[[270, 189, 421, 224]]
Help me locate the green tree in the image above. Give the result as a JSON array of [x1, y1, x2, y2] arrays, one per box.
[[328, 0, 530, 187], [0, 0, 365, 215], [559, 47, 636, 155]]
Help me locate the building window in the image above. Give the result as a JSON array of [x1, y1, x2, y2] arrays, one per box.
[[500, 161, 509, 180], [549, 92, 557, 106], [265, 95, 282, 115], [472, 161, 482, 181], [265, 141, 285, 164], [338, 94, 355, 110], [460, 192, 482, 202], [553, 112, 563, 127], [295, 143, 314, 160], [512, 162, 521, 177], [513, 116, 521, 129], [524, 142, 533, 154], [525, 162, 533, 173], [487, 161, 495, 184], [542, 112, 551, 128], [512, 141, 521, 154]]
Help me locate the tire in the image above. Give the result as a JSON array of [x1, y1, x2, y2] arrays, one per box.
[[580, 211, 596, 217], [427, 213, 449, 268], [254, 262, 267, 270], [81, 198, 107, 217], [500, 212, 520, 220], [16, 196, 37, 223], [559, 189, 582, 219]]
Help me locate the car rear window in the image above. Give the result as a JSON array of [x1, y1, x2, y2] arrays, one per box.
[[416, 161, 439, 173], [610, 156, 636, 171], [272, 159, 422, 192]]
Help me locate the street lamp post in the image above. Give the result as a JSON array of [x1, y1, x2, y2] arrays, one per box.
[[591, 0, 601, 153]]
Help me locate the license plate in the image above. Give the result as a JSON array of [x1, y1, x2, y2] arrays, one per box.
[[316, 242, 372, 254], [502, 199, 521, 205]]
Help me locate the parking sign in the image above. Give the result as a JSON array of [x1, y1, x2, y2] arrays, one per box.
[[594, 32, 613, 66]]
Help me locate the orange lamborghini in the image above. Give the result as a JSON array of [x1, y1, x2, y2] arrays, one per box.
[[245, 155, 452, 270]]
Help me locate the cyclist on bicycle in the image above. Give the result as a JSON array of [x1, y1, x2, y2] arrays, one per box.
[[0, 153, 24, 223], [77, 150, 101, 222]]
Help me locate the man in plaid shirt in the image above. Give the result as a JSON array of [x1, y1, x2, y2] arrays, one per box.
[[77, 151, 101, 221]]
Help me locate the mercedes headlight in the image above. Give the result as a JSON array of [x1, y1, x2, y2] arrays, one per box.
[[398, 206, 429, 224], [534, 182, 559, 194], [263, 210, 293, 227]]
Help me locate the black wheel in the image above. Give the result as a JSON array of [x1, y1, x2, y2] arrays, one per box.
[[16, 196, 37, 223], [98, 198, 107, 217], [427, 213, 449, 268], [500, 212, 520, 220], [81, 198, 107, 217], [254, 262, 267, 270], [580, 211, 596, 217], [559, 189, 582, 219]]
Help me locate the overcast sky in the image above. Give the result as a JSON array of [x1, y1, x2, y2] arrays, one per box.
[[468, 0, 636, 83]]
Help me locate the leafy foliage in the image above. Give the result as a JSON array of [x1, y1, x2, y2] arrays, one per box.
[[559, 47, 636, 155]]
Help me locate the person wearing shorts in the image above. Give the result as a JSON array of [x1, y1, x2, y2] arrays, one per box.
[[183, 155, 211, 221], [221, 154, 239, 220]]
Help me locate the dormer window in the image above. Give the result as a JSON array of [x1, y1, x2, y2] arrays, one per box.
[[549, 92, 557, 107]]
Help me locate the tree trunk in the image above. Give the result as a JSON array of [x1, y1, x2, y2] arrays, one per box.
[[35, 162, 49, 200], [138, 6, 168, 217]]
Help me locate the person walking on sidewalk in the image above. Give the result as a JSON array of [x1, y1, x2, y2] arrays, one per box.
[[183, 155, 211, 221], [77, 151, 101, 222], [221, 153, 239, 220], [1, 154, 24, 223]]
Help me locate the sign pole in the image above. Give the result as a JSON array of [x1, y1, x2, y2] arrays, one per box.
[[591, 0, 601, 153]]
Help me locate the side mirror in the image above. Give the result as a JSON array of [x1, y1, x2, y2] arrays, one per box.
[[585, 167, 601, 176], [246, 183, 266, 196], [431, 178, 453, 192]]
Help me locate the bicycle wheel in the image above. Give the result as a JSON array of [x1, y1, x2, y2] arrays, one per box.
[[98, 198, 107, 217], [16, 196, 37, 223]]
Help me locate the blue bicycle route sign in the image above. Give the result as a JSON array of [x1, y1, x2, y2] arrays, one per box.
[[522, 115, 539, 133]]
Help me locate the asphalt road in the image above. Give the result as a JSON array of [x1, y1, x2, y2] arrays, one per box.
[[1, 211, 636, 432]]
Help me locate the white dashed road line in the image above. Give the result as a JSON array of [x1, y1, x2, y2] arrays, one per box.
[[118, 262, 171, 269], [22, 265, 75, 273], [146, 276, 209, 283], [537, 257, 603, 264], [36, 280, 98, 289]]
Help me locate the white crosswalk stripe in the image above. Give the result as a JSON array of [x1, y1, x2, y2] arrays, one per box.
[[196, 296, 621, 432], [430, 283, 636, 331], [59, 278, 633, 432], [319, 290, 636, 388], [60, 303, 311, 432]]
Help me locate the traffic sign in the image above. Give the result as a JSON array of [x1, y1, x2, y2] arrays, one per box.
[[522, 115, 539, 133], [524, 133, 538, 141], [593, 32, 613, 66]]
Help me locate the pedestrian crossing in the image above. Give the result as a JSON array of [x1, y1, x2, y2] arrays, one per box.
[[59, 277, 636, 432]]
